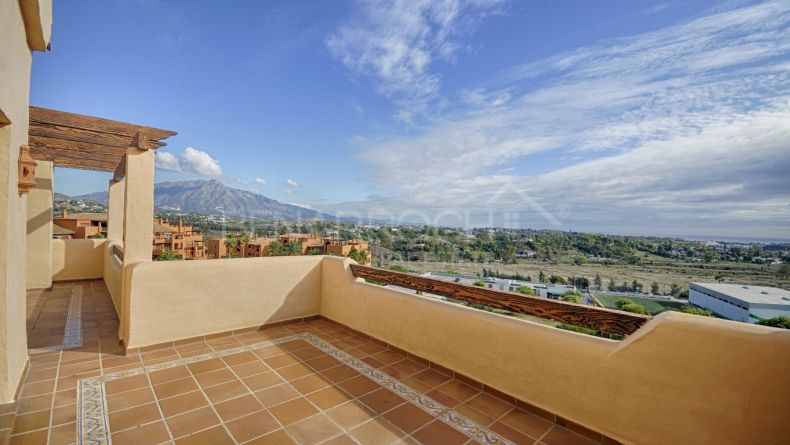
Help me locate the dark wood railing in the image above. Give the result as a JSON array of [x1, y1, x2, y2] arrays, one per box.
[[112, 244, 124, 261], [350, 265, 650, 336]]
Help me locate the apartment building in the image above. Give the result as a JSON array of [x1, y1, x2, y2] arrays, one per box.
[[152, 218, 205, 260], [206, 233, 371, 263], [52, 209, 107, 239]]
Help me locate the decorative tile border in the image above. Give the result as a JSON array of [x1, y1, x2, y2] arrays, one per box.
[[29, 284, 83, 354], [77, 333, 513, 445]]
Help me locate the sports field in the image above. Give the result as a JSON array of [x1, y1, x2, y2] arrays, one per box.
[[595, 294, 687, 315]]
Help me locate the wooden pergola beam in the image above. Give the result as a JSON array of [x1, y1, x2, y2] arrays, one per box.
[[28, 106, 176, 173]]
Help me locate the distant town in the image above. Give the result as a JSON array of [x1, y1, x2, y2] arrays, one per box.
[[52, 196, 790, 331]]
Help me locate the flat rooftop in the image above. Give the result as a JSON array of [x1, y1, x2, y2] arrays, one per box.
[[690, 282, 790, 305]]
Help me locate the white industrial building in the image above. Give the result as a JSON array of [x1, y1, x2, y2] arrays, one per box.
[[689, 283, 790, 323]]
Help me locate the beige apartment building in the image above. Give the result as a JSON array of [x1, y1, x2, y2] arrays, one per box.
[[152, 218, 206, 260], [0, 3, 787, 445], [206, 233, 370, 264]]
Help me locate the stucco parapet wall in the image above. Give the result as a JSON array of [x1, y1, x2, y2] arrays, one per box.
[[318, 256, 790, 445], [18, 0, 52, 51], [51, 238, 105, 281]]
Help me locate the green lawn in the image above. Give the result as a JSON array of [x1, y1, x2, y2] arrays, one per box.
[[595, 294, 687, 315]]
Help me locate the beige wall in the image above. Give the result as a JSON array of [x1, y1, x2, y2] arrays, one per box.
[[103, 241, 123, 317], [320, 257, 790, 445], [124, 256, 323, 348], [52, 239, 105, 281], [26, 160, 53, 289], [0, 0, 52, 403]]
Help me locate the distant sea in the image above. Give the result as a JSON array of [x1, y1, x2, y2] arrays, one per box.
[[675, 235, 790, 244]]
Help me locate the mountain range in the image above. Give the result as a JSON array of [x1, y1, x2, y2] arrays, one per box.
[[74, 179, 337, 220]]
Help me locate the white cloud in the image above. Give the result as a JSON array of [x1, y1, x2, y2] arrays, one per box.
[[286, 178, 299, 187], [154, 151, 181, 172], [179, 147, 222, 177], [327, 0, 504, 119], [154, 147, 222, 177], [333, 1, 790, 238], [254, 178, 267, 185]]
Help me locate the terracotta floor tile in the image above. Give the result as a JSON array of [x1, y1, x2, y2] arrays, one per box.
[[158, 390, 208, 418], [361, 356, 386, 369], [411, 419, 469, 445], [243, 371, 284, 391], [232, 360, 270, 378], [286, 413, 343, 445], [305, 385, 353, 411], [382, 402, 435, 433], [263, 354, 300, 369], [455, 403, 494, 427], [354, 342, 388, 356], [153, 377, 199, 400], [110, 420, 170, 445], [269, 397, 319, 425], [359, 388, 406, 414], [349, 418, 407, 445], [214, 394, 263, 422], [166, 406, 219, 439], [203, 379, 249, 404], [225, 409, 281, 443], [108, 403, 162, 433], [337, 375, 380, 398], [436, 380, 480, 404], [222, 351, 258, 367], [174, 425, 234, 445], [148, 366, 190, 385], [426, 388, 461, 408], [371, 350, 407, 366], [290, 347, 325, 362], [290, 374, 332, 395], [325, 401, 376, 430], [187, 357, 226, 375], [500, 408, 554, 439], [255, 383, 300, 407], [305, 355, 341, 372], [104, 374, 150, 395], [466, 393, 513, 419], [193, 368, 236, 388], [244, 428, 297, 445], [51, 404, 76, 426], [320, 365, 359, 384], [277, 363, 314, 381], [8, 429, 48, 445], [542, 425, 599, 445], [19, 380, 54, 398], [25, 368, 57, 383], [49, 421, 76, 445], [52, 389, 76, 408], [11, 410, 50, 433], [491, 421, 537, 444], [321, 434, 359, 445], [410, 369, 452, 389], [15, 394, 52, 415], [106, 387, 156, 412]]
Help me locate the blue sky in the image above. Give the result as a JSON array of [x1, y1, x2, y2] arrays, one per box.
[[32, 0, 790, 239]]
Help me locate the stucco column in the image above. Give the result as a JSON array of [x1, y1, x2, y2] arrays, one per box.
[[122, 147, 154, 263], [107, 178, 125, 241], [25, 160, 53, 289]]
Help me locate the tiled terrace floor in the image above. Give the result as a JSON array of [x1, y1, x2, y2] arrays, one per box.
[[3, 281, 600, 445]]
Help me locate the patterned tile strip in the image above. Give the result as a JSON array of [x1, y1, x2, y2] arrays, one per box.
[[29, 284, 83, 354], [77, 333, 513, 445]]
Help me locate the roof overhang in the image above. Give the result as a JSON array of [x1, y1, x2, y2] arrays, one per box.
[[28, 106, 176, 179]]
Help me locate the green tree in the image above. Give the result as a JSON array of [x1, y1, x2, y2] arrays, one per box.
[[560, 292, 582, 304], [714, 272, 725, 283], [615, 298, 633, 309], [348, 247, 369, 264], [650, 282, 660, 294], [515, 286, 535, 296], [608, 277, 616, 291], [776, 264, 790, 280], [680, 306, 713, 317], [594, 273, 602, 290], [155, 250, 180, 261], [670, 283, 681, 297], [267, 241, 286, 256], [473, 280, 487, 287], [757, 316, 790, 329], [621, 303, 646, 314], [538, 270, 545, 283]]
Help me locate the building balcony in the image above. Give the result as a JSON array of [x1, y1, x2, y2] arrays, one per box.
[[4, 250, 789, 445]]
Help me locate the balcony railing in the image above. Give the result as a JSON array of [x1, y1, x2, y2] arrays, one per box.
[[350, 264, 649, 336]]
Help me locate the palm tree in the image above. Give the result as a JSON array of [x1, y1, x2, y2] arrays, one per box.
[[285, 241, 302, 256], [267, 241, 286, 256]]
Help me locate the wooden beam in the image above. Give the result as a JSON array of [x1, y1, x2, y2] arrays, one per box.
[[27, 146, 120, 171], [350, 265, 650, 336], [132, 130, 150, 150], [29, 121, 166, 149], [30, 106, 176, 141]]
